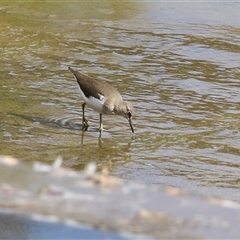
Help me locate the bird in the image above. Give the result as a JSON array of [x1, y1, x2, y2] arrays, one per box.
[[68, 67, 134, 135]]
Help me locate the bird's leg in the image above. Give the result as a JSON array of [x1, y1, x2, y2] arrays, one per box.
[[99, 113, 103, 133], [82, 102, 89, 131], [98, 113, 103, 138]]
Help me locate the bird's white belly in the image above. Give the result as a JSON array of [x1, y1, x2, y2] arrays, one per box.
[[78, 85, 105, 113]]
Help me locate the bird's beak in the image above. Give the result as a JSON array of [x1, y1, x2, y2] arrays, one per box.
[[128, 116, 134, 133]]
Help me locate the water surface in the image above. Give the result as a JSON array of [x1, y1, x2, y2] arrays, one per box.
[[1, 1, 240, 202]]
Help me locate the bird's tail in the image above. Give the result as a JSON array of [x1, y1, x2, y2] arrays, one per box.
[[68, 66, 75, 75]]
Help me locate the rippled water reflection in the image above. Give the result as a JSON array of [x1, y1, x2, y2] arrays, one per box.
[[1, 2, 240, 201]]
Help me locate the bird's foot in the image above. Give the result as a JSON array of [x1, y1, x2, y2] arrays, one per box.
[[98, 123, 103, 133], [82, 118, 89, 131]]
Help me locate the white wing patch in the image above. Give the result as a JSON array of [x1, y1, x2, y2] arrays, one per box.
[[99, 94, 105, 101]]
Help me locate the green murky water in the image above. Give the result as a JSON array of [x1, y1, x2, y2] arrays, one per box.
[[1, 1, 240, 202]]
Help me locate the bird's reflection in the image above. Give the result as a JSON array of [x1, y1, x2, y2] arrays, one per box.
[[79, 127, 134, 151]]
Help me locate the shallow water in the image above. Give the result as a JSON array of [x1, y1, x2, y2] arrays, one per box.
[[1, 1, 240, 202]]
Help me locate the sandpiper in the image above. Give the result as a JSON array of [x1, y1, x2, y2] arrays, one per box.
[[68, 67, 134, 134]]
